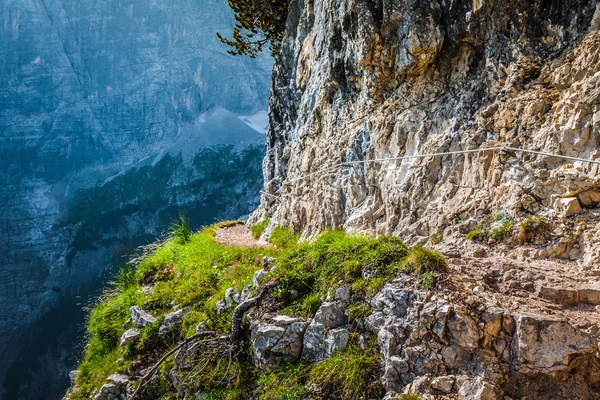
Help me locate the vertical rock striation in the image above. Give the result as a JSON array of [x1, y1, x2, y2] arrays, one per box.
[[254, 0, 600, 253]]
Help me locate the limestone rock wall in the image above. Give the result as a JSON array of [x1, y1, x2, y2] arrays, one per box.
[[253, 0, 600, 256], [248, 278, 600, 399]]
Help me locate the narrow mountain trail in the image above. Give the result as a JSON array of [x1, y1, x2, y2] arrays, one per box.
[[447, 256, 600, 329], [214, 222, 269, 248]]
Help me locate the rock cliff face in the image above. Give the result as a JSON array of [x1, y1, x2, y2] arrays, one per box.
[[254, 0, 600, 260], [246, 0, 600, 398], [0, 0, 271, 397], [249, 271, 600, 399]]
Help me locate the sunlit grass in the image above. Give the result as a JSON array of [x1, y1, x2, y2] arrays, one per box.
[[70, 222, 446, 399]]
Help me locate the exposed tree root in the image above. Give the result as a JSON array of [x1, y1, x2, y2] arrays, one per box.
[[231, 280, 279, 353], [129, 280, 279, 399], [129, 331, 217, 399]]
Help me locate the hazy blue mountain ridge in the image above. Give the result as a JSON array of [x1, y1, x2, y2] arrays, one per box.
[[0, 0, 272, 397]]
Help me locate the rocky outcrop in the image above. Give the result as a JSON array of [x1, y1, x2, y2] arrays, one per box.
[[251, 287, 354, 368], [370, 281, 599, 399], [159, 308, 190, 336], [129, 307, 157, 328], [252, 0, 600, 266], [249, 274, 600, 399]]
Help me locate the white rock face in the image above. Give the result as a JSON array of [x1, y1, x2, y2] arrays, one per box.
[[245, 2, 600, 394], [119, 329, 141, 347], [130, 306, 157, 328], [251, 0, 600, 261], [159, 308, 190, 336]]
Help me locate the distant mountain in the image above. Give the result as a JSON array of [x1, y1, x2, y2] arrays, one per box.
[[0, 0, 271, 398]]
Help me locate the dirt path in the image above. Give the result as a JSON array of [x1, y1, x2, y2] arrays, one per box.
[[215, 222, 269, 248], [448, 256, 600, 328]]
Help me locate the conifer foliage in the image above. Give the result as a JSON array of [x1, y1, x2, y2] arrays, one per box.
[[217, 0, 289, 57]]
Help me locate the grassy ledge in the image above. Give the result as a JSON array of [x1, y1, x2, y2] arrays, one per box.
[[70, 223, 446, 399]]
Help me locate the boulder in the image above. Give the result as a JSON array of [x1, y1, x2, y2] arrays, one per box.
[[457, 377, 503, 400], [334, 286, 351, 304], [129, 306, 156, 328], [93, 383, 121, 400], [251, 316, 309, 369], [252, 324, 286, 369], [324, 328, 349, 355], [270, 321, 309, 357], [107, 374, 129, 388], [119, 328, 141, 346], [159, 307, 190, 336], [554, 197, 582, 217], [513, 315, 595, 371], [431, 375, 455, 393], [253, 269, 268, 288], [301, 302, 349, 362], [68, 370, 79, 387], [314, 302, 345, 328]]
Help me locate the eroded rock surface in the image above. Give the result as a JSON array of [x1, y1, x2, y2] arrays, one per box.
[[246, 2, 600, 396], [249, 275, 600, 399], [130, 307, 157, 328], [251, 0, 600, 269]]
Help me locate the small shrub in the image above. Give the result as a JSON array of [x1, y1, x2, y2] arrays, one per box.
[[170, 214, 191, 244], [397, 392, 423, 400], [430, 234, 443, 245], [466, 210, 516, 243], [450, 213, 462, 224], [269, 226, 300, 248], [490, 220, 516, 242], [517, 216, 551, 244], [309, 345, 380, 399], [347, 303, 372, 322], [402, 245, 448, 274], [250, 220, 269, 239], [419, 272, 436, 290], [112, 266, 137, 292], [466, 226, 486, 241]]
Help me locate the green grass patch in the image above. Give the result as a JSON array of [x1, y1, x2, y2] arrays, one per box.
[[70, 222, 445, 399], [273, 232, 409, 313], [309, 345, 381, 399], [402, 245, 448, 274], [269, 226, 300, 248], [258, 346, 381, 400], [70, 224, 278, 399], [250, 219, 270, 239], [466, 210, 516, 243], [258, 363, 309, 400]]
